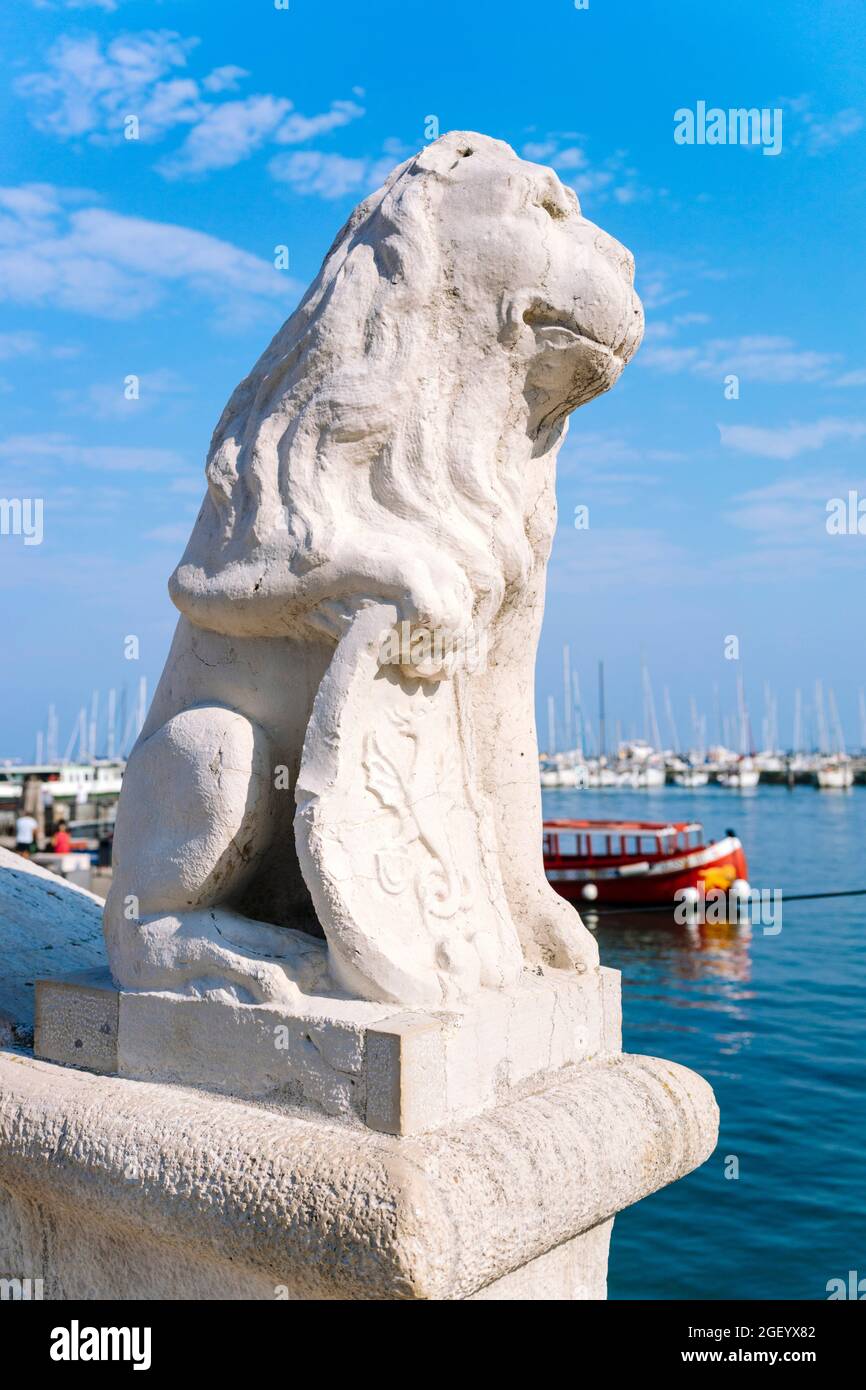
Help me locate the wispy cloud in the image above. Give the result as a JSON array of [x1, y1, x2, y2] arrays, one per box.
[[0, 330, 81, 364], [549, 526, 694, 588], [157, 94, 292, 177], [143, 520, 196, 545], [0, 432, 187, 473], [17, 31, 201, 141], [718, 418, 866, 460], [269, 151, 379, 198], [638, 270, 688, 311], [268, 139, 408, 198], [0, 331, 41, 359], [161, 98, 365, 178], [556, 430, 684, 511], [835, 367, 866, 388], [521, 133, 657, 207], [31, 0, 123, 10], [643, 313, 711, 341], [725, 473, 866, 564], [643, 334, 839, 383], [54, 369, 190, 420], [785, 95, 864, 155], [16, 31, 365, 179], [0, 184, 298, 324]]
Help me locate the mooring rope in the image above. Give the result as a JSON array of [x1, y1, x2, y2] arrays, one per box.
[[583, 887, 866, 917]]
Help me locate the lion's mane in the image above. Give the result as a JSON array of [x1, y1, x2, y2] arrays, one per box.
[[168, 133, 566, 644]]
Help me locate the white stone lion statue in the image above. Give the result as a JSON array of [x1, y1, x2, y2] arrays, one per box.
[[104, 131, 643, 1010]]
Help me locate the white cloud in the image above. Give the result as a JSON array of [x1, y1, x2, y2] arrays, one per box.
[[524, 141, 587, 171], [268, 146, 398, 199], [268, 151, 369, 199], [642, 334, 838, 383], [522, 135, 653, 207], [32, 0, 121, 10], [143, 521, 196, 544], [557, 430, 683, 509], [547, 479, 866, 590], [718, 418, 866, 460], [17, 31, 200, 141], [157, 95, 292, 176], [201, 66, 249, 95], [0, 332, 41, 359], [785, 96, 864, 155], [54, 369, 190, 420], [836, 368, 866, 388], [17, 32, 366, 179], [0, 329, 80, 362], [0, 432, 186, 473], [273, 100, 366, 146], [725, 474, 866, 561], [0, 184, 299, 324], [169, 475, 206, 496], [643, 312, 711, 343], [636, 268, 688, 311], [160, 97, 366, 178], [549, 526, 693, 588]]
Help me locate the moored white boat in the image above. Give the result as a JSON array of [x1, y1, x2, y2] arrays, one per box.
[[717, 757, 760, 789], [673, 766, 709, 788], [816, 757, 854, 789], [556, 766, 580, 788]]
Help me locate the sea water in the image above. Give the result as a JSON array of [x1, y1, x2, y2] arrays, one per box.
[[541, 782, 866, 1301]]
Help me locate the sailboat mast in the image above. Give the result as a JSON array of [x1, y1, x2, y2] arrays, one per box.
[[815, 680, 828, 755], [562, 645, 572, 751], [663, 685, 679, 753], [828, 688, 845, 755], [107, 688, 117, 760], [572, 671, 584, 757], [642, 661, 661, 751]]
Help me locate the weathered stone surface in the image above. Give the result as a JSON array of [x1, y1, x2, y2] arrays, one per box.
[[467, 1222, 614, 1301], [0, 133, 720, 1300], [34, 963, 622, 1135], [35, 970, 118, 1075], [0, 1049, 717, 1301], [103, 129, 643, 1011]]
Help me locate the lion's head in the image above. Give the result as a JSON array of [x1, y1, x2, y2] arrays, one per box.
[[170, 131, 643, 652]]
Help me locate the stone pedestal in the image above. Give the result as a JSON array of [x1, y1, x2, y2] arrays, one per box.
[[0, 1049, 714, 1301], [33, 962, 622, 1135], [0, 850, 718, 1301]]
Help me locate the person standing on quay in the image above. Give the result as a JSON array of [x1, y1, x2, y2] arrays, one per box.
[[15, 811, 39, 857], [51, 821, 72, 854]]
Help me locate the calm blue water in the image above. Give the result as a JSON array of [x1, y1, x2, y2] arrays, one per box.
[[542, 783, 866, 1301]]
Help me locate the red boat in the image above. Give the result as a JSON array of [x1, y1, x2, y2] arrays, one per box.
[[543, 818, 749, 906]]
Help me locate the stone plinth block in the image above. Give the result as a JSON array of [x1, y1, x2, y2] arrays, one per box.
[[34, 964, 622, 1136], [0, 1049, 717, 1301], [0, 847, 104, 1045]]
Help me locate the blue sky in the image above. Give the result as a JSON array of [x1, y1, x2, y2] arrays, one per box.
[[1, 0, 865, 760]]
